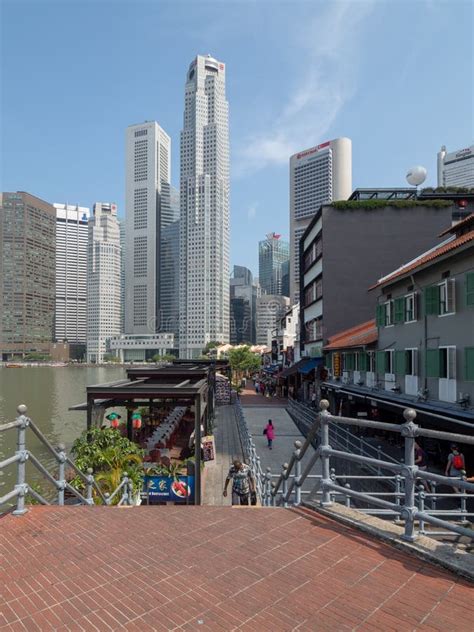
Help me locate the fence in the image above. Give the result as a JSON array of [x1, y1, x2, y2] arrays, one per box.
[[272, 400, 474, 541], [0, 405, 135, 516]]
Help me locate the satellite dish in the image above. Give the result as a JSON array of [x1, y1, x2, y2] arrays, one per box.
[[406, 165, 427, 186]]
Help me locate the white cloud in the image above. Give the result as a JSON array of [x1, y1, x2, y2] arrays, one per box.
[[235, 1, 375, 175]]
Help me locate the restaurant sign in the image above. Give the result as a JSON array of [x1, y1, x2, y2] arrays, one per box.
[[144, 476, 195, 503], [333, 352, 341, 377]]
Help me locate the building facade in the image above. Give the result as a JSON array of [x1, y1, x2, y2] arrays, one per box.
[[258, 232, 290, 296], [256, 294, 290, 347], [323, 213, 474, 434], [299, 193, 460, 361], [437, 145, 474, 188], [179, 54, 230, 358], [289, 137, 352, 303], [86, 203, 121, 364], [119, 221, 126, 334], [124, 121, 171, 336], [230, 265, 259, 345], [108, 333, 174, 362], [159, 183, 180, 346], [53, 203, 89, 356], [0, 192, 56, 359]]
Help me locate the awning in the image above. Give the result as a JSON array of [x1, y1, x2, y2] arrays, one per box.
[[298, 357, 323, 374], [280, 358, 311, 378]]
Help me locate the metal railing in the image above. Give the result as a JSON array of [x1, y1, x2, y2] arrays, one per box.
[[0, 405, 136, 516], [273, 400, 474, 542], [235, 400, 272, 504]]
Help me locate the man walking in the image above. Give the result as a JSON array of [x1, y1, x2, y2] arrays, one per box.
[[223, 459, 255, 505]]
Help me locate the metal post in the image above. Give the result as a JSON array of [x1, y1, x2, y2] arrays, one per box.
[[345, 483, 351, 508], [57, 443, 66, 506], [294, 441, 302, 505], [265, 468, 272, 506], [460, 474, 468, 525], [417, 485, 425, 535], [377, 445, 382, 476], [319, 400, 332, 506], [13, 405, 29, 516], [195, 396, 202, 505], [86, 468, 94, 505], [400, 408, 418, 542], [282, 463, 288, 508], [122, 472, 129, 505]]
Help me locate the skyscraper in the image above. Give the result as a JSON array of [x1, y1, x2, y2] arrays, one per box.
[[53, 203, 90, 356], [179, 54, 230, 358], [437, 144, 474, 188], [159, 183, 180, 347], [289, 138, 352, 303], [230, 265, 259, 344], [124, 121, 171, 335], [258, 232, 290, 296], [119, 221, 126, 333], [86, 203, 121, 364], [0, 192, 56, 359]]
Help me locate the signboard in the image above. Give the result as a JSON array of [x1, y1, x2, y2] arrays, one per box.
[[144, 476, 195, 503], [202, 435, 215, 462], [333, 352, 341, 377]]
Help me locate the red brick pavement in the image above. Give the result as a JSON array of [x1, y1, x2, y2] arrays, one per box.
[[0, 505, 472, 631], [240, 386, 288, 407]]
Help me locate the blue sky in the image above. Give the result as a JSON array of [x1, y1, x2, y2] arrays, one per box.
[[2, 0, 473, 276]]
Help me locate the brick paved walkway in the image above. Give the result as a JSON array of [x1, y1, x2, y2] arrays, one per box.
[[1, 505, 472, 631], [240, 385, 287, 407]]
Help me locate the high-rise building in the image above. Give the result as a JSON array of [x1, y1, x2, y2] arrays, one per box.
[[119, 221, 126, 333], [179, 54, 230, 358], [86, 203, 121, 364], [290, 137, 352, 303], [437, 144, 474, 188], [258, 232, 290, 296], [256, 294, 291, 347], [53, 203, 89, 356], [159, 183, 180, 345], [230, 265, 259, 344], [124, 121, 171, 335], [0, 192, 56, 359]]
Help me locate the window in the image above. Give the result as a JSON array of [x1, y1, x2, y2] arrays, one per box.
[[405, 349, 417, 376], [439, 280, 455, 315], [426, 346, 456, 378], [384, 301, 393, 326], [404, 293, 417, 322]]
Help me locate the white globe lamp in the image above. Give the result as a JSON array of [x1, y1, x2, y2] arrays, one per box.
[[406, 165, 427, 187]]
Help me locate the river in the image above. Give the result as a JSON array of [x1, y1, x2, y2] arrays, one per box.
[[0, 366, 125, 499]]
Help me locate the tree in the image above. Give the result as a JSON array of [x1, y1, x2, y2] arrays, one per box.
[[202, 341, 220, 356], [152, 353, 175, 363], [228, 346, 261, 385], [103, 353, 120, 363]]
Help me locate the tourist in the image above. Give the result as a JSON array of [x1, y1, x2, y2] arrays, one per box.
[[414, 441, 430, 492], [264, 419, 275, 449], [223, 459, 255, 505], [445, 444, 465, 492], [255, 381, 259, 394]]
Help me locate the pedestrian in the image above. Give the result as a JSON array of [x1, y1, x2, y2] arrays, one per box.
[[445, 444, 465, 492], [311, 392, 317, 408], [264, 419, 275, 449], [255, 381, 259, 394], [414, 441, 430, 492], [223, 459, 255, 505]]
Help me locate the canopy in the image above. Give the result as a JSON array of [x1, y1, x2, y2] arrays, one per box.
[[298, 357, 323, 374]]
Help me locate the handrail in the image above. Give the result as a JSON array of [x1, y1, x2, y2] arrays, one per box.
[[271, 400, 474, 542], [0, 405, 134, 515]]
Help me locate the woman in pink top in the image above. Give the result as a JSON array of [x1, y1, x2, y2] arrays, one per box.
[[265, 420, 275, 449]]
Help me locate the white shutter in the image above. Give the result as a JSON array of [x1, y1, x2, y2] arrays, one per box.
[[448, 347, 456, 379], [412, 292, 417, 321], [447, 279, 456, 313]]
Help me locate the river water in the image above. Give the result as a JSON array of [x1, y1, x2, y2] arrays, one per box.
[[0, 366, 125, 499]]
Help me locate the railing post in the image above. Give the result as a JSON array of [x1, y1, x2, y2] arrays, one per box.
[[127, 478, 134, 506], [282, 463, 288, 508], [56, 443, 66, 506], [13, 405, 29, 516], [417, 485, 425, 535], [294, 440, 302, 506], [319, 400, 332, 507], [460, 473, 468, 525], [400, 408, 418, 542], [265, 467, 272, 506], [344, 483, 351, 508], [121, 472, 129, 505], [377, 445, 382, 476], [86, 468, 94, 505]]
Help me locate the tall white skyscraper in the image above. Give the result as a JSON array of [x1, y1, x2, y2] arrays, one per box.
[[437, 144, 474, 187], [124, 121, 171, 335], [179, 54, 230, 358], [53, 203, 90, 353], [289, 138, 352, 303], [86, 203, 121, 363]]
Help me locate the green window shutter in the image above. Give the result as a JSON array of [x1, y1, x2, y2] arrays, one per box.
[[394, 298, 404, 323], [375, 351, 385, 374], [376, 304, 384, 326], [359, 352, 368, 371], [394, 351, 406, 375], [326, 353, 333, 371], [425, 349, 441, 378], [424, 286, 440, 315], [466, 273, 474, 307], [346, 353, 354, 371], [465, 348, 474, 381]]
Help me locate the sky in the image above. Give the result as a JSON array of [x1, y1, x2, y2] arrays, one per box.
[[1, 0, 473, 276]]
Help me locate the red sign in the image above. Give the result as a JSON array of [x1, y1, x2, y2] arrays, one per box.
[[219, 64, 224, 70], [296, 141, 330, 160]]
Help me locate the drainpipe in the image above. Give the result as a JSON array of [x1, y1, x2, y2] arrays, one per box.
[[410, 274, 427, 391]]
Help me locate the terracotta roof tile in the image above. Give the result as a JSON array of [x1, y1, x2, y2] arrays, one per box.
[[369, 229, 474, 290], [324, 319, 378, 351]]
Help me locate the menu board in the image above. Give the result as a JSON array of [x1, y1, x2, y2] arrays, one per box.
[[202, 435, 215, 462]]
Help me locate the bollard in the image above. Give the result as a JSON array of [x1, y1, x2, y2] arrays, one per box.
[[56, 443, 67, 506], [13, 405, 29, 516], [294, 441, 302, 505], [400, 408, 418, 542], [319, 400, 332, 507]]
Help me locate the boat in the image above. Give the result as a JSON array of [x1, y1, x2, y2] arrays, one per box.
[[5, 363, 23, 368]]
